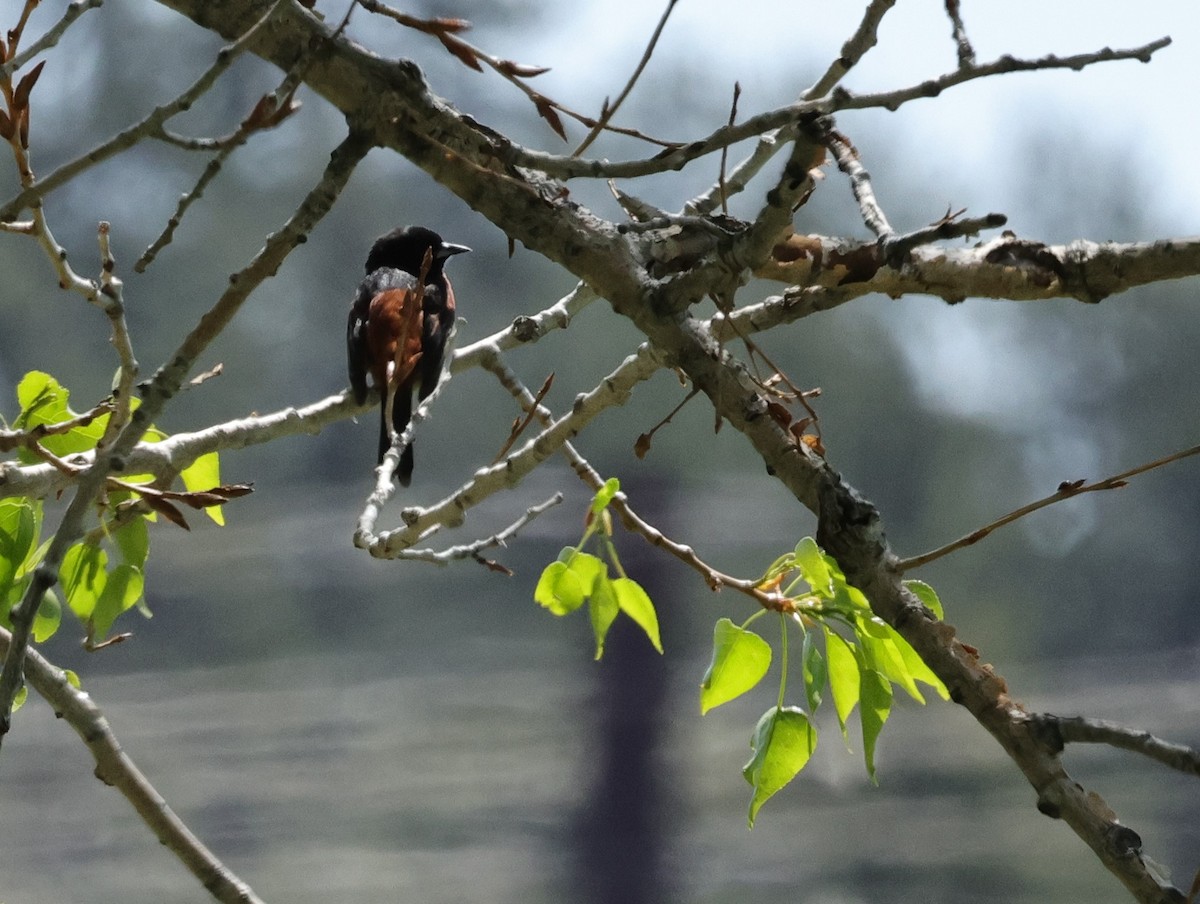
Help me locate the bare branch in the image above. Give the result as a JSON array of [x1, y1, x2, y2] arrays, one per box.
[[824, 127, 894, 240], [943, 0, 976, 68], [757, 232, 1200, 305], [1032, 713, 1200, 777], [358, 344, 667, 557], [804, 0, 898, 100], [0, 626, 267, 904], [383, 493, 564, 567], [898, 442, 1200, 572]]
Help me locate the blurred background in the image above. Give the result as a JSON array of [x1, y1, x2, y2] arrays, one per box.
[[2, 1, 1199, 902]]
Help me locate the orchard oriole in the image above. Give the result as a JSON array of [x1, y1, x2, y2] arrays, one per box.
[[347, 225, 470, 485]]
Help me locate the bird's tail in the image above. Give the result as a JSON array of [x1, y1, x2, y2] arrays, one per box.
[[378, 388, 415, 486]]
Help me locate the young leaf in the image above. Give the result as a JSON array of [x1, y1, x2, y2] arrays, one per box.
[[534, 561, 585, 615], [180, 451, 226, 525], [892, 631, 950, 701], [743, 707, 818, 827], [612, 577, 662, 653], [824, 628, 860, 735], [588, 573, 620, 660], [904, 579, 945, 619], [565, 551, 605, 595], [859, 667, 893, 783], [60, 543, 107, 620], [825, 557, 871, 615], [589, 477, 621, 515], [857, 617, 924, 703], [0, 499, 37, 592], [15, 371, 108, 456], [700, 618, 771, 714], [91, 564, 145, 640], [32, 588, 61, 642], [793, 537, 832, 596], [801, 629, 826, 713], [113, 517, 150, 570]]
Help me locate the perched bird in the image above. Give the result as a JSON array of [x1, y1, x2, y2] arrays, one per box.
[[347, 225, 470, 485]]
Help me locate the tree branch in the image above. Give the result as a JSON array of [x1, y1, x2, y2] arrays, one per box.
[[0, 626, 267, 904]]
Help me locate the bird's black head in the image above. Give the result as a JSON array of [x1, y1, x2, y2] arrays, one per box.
[[365, 225, 471, 277]]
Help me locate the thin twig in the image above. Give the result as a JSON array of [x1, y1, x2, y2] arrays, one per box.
[[1, 0, 104, 77], [522, 36, 1172, 183], [387, 493, 564, 567], [898, 442, 1200, 571], [0, 1, 283, 221], [943, 0, 976, 68], [572, 0, 681, 156], [358, 0, 679, 149]]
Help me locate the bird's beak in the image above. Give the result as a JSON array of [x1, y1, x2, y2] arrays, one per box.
[[440, 243, 471, 259]]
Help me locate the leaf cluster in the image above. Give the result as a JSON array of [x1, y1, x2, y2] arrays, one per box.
[[533, 478, 662, 659], [702, 539, 949, 825], [1, 372, 243, 658]]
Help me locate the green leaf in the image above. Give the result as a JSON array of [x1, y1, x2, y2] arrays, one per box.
[[181, 451, 226, 525], [612, 577, 662, 653], [589, 477, 621, 515], [533, 560, 585, 616], [0, 499, 37, 592], [15, 371, 108, 457], [859, 667, 892, 782], [588, 573, 620, 660], [92, 564, 144, 640], [904, 579, 944, 619], [801, 629, 826, 713], [60, 543, 108, 620], [793, 537, 832, 596], [700, 618, 772, 714], [824, 628, 860, 735], [743, 707, 817, 827], [11, 683, 27, 713], [112, 517, 150, 570], [31, 587, 61, 642], [565, 551, 605, 595], [892, 631, 950, 701], [825, 557, 871, 614], [857, 616, 924, 703]]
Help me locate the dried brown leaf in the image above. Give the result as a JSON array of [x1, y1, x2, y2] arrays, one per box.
[[634, 432, 652, 460], [475, 554, 514, 576], [13, 59, 45, 110], [533, 95, 567, 141], [497, 59, 550, 77], [438, 33, 483, 72], [142, 494, 191, 530], [0, 109, 13, 141], [766, 401, 792, 430]]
